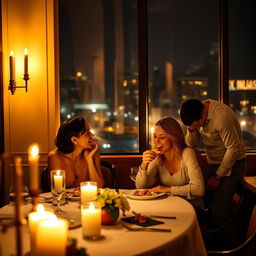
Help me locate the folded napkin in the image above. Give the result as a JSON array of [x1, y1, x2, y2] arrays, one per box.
[[121, 216, 164, 227]]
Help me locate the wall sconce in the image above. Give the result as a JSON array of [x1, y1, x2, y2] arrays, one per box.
[[9, 49, 30, 95]]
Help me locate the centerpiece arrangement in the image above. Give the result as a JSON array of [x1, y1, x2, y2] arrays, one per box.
[[94, 189, 130, 225]]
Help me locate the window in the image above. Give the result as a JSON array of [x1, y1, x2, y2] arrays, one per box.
[[229, 0, 256, 151], [148, 0, 218, 142], [59, 0, 139, 153], [59, 0, 254, 154]]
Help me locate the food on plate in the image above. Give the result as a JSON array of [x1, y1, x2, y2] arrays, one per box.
[[134, 215, 149, 223], [66, 187, 80, 198], [132, 189, 157, 196]]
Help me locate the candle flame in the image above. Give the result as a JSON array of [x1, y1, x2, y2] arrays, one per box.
[[24, 48, 28, 55], [29, 144, 39, 157], [151, 127, 154, 133], [10, 50, 14, 56], [89, 202, 95, 210], [36, 204, 45, 213]]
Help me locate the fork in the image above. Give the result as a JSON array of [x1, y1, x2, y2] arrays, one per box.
[[121, 223, 171, 232]]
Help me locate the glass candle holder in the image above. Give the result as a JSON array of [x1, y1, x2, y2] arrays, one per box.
[[50, 170, 66, 215], [81, 202, 101, 240], [80, 181, 97, 205]]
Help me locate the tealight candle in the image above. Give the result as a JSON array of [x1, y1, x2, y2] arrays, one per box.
[[80, 181, 97, 205], [81, 202, 101, 239], [28, 204, 55, 256], [35, 215, 68, 256]]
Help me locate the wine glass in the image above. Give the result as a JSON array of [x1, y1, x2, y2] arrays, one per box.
[[50, 170, 66, 215], [9, 185, 29, 205], [130, 167, 139, 182]]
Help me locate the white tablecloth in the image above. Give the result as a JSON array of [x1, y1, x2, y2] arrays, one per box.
[[0, 192, 207, 256]]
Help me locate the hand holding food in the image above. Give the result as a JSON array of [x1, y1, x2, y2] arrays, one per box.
[[140, 150, 159, 170]]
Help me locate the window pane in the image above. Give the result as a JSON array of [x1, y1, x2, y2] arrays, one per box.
[[229, 0, 256, 150], [148, 0, 219, 145], [59, 0, 139, 153]]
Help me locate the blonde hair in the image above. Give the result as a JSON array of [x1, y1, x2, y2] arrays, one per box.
[[155, 117, 186, 152]]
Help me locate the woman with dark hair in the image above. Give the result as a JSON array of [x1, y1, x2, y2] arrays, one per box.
[[48, 117, 105, 188], [136, 117, 205, 206]]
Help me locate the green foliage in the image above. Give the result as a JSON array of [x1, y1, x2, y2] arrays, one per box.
[[94, 189, 130, 215]]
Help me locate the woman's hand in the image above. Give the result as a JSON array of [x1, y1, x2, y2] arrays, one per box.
[[84, 141, 99, 160], [140, 150, 158, 170], [149, 185, 171, 193]]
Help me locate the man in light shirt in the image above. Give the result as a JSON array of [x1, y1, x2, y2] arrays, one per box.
[[180, 99, 246, 247]]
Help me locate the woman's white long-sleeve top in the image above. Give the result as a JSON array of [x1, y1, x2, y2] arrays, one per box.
[[135, 147, 205, 200]]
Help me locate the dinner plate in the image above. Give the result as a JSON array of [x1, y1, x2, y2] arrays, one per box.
[[65, 193, 80, 201], [122, 190, 166, 200], [65, 190, 81, 201]]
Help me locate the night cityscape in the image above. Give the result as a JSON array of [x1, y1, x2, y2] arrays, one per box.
[[59, 0, 256, 153]]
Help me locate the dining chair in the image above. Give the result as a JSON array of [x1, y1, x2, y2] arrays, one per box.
[[207, 205, 256, 256], [202, 185, 245, 250], [41, 166, 51, 192], [100, 160, 117, 189]]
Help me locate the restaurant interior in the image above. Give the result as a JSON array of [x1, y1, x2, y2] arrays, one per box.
[[0, 0, 256, 255]]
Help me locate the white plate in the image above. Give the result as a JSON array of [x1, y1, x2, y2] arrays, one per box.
[[122, 190, 166, 200], [65, 194, 80, 201], [65, 190, 80, 201]]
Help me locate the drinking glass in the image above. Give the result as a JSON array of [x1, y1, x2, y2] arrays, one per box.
[[9, 185, 29, 205], [50, 169, 66, 215], [130, 167, 139, 182]]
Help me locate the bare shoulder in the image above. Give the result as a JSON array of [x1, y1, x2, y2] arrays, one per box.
[[48, 149, 64, 168]]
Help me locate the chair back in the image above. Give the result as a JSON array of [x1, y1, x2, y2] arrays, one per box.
[[41, 167, 51, 192], [100, 160, 117, 188]]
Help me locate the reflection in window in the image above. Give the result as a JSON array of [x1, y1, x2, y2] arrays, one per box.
[[59, 0, 139, 153], [229, 0, 256, 151], [148, 0, 219, 144]]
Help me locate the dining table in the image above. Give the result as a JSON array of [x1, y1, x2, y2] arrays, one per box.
[[0, 190, 207, 256]]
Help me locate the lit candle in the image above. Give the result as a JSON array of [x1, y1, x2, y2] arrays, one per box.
[[54, 170, 63, 193], [81, 202, 101, 238], [80, 181, 97, 205], [24, 48, 28, 75], [28, 144, 39, 193], [9, 50, 15, 81], [28, 204, 55, 256], [35, 215, 68, 256]]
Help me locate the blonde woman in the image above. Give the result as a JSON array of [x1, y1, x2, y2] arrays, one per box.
[[136, 117, 205, 207]]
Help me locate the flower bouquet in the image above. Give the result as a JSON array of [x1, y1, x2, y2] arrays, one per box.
[[94, 189, 130, 225]]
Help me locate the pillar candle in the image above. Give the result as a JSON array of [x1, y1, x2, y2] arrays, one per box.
[[35, 215, 68, 256], [24, 48, 28, 75], [28, 204, 55, 256], [80, 181, 97, 205], [9, 50, 15, 81], [54, 171, 63, 193], [81, 202, 101, 238], [28, 144, 39, 193]]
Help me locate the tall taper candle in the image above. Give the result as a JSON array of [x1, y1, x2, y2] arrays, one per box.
[[28, 144, 39, 193], [14, 157, 24, 256], [24, 48, 28, 75], [9, 50, 15, 81]]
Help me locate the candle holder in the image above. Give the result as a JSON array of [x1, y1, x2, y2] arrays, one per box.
[[8, 74, 30, 95], [50, 170, 66, 215]]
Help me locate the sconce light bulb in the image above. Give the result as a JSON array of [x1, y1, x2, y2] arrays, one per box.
[[24, 48, 28, 55]]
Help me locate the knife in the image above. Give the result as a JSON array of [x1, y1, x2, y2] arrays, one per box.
[[150, 215, 176, 219], [138, 227, 172, 232]]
